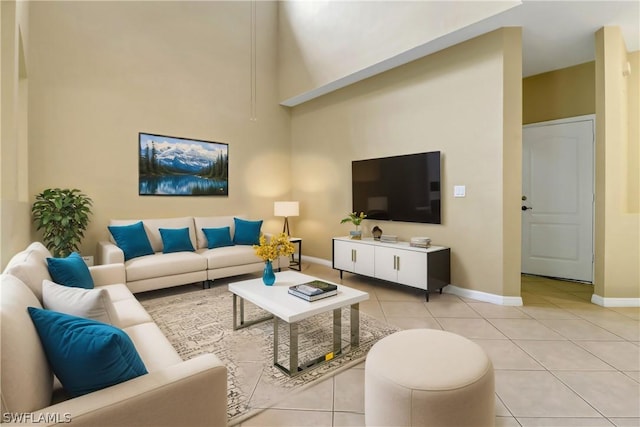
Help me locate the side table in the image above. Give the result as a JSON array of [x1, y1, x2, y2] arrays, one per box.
[[289, 237, 302, 271]]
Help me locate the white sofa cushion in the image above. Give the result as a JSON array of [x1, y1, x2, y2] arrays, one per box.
[[3, 242, 52, 302], [111, 298, 154, 329], [123, 323, 182, 372], [194, 216, 238, 249], [43, 280, 119, 325], [125, 252, 208, 282], [198, 245, 263, 269], [0, 274, 53, 413], [94, 283, 132, 302]]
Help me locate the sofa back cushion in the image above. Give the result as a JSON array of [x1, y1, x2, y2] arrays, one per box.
[[194, 216, 240, 249], [3, 242, 52, 302], [0, 274, 54, 414]]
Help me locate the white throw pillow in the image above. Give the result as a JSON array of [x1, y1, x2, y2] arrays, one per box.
[[42, 280, 118, 325]]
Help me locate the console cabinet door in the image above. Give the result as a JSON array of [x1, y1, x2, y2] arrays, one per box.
[[352, 242, 375, 276], [333, 240, 375, 277], [373, 246, 399, 283], [396, 249, 428, 289], [374, 246, 427, 290], [334, 240, 356, 273]]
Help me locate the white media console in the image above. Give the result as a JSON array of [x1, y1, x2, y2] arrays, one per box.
[[332, 237, 451, 302]]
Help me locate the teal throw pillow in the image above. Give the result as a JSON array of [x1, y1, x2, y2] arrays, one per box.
[[233, 218, 263, 245], [28, 307, 148, 397], [108, 221, 154, 261], [202, 227, 234, 249], [47, 252, 94, 289], [159, 227, 195, 253]]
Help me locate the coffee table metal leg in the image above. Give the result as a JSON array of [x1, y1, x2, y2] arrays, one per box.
[[290, 322, 299, 374], [273, 316, 279, 366], [232, 294, 247, 330], [232, 294, 273, 331], [270, 304, 362, 377], [240, 298, 245, 326], [350, 303, 360, 347], [333, 308, 342, 355], [232, 294, 239, 330]]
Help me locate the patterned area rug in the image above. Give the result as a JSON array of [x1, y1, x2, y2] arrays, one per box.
[[140, 284, 399, 424]]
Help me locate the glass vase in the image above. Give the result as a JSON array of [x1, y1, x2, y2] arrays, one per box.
[[262, 260, 276, 286]]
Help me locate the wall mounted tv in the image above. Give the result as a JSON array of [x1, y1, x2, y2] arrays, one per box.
[[352, 151, 441, 224]]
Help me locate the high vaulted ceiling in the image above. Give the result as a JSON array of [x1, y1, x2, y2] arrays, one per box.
[[479, 0, 639, 77], [280, 0, 639, 106]]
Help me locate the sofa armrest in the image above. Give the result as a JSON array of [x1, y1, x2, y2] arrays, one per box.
[[26, 354, 227, 427], [88, 264, 126, 287], [97, 241, 124, 265]]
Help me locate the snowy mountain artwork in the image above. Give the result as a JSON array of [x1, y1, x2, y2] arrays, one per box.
[[139, 133, 228, 196]]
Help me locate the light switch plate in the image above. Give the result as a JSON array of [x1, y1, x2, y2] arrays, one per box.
[[454, 185, 466, 198]]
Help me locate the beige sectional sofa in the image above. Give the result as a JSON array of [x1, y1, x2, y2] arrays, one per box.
[[97, 215, 286, 294], [1, 242, 228, 426]]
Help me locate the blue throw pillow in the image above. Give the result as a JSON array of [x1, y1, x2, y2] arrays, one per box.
[[28, 307, 148, 397], [233, 218, 263, 245], [202, 227, 234, 249], [108, 221, 154, 261], [47, 252, 94, 289], [159, 227, 195, 253]]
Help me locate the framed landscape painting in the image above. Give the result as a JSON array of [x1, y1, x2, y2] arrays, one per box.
[[139, 133, 228, 196]]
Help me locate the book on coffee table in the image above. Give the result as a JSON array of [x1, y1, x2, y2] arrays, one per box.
[[288, 280, 338, 302]]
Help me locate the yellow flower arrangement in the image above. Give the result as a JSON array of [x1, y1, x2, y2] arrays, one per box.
[[253, 232, 295, 262]]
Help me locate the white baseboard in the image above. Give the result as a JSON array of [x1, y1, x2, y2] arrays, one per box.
[[444, 285, 523, 306], [591, 294, 640, 307], [301, 256, 332, 268]]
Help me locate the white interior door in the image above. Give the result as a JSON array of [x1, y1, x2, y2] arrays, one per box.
[[522, 116, 594, 282]]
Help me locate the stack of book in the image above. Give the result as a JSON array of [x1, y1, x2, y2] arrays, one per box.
[[288, 280, 338, 301], [410, 237, 431, 248], [380, 235, 398, 243]]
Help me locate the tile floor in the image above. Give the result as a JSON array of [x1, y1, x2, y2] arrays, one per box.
[[237, 263, 640, 427]]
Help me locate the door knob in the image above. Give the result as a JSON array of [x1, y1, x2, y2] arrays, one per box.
[[522, 206, 532, 211]]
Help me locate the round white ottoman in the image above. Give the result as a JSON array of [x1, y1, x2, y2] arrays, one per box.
[[365, 329, 495, 427]]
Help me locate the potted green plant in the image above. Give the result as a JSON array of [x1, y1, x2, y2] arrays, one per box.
[[340, 211, 367, 239], [31, 188, 93, 257]]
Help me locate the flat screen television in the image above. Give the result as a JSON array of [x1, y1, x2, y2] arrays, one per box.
[[352, 151, 441, 224]]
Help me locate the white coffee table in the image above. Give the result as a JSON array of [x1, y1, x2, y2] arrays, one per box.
[[228, 270, 369, 376]]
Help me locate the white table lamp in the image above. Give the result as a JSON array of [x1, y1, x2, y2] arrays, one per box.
[[274, 201, 299, 236]]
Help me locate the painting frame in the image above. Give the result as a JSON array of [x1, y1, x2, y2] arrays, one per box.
[[138, 132, 229, 196]]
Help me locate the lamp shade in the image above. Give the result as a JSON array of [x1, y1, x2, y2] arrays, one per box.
[[274, 201, 299, 217]]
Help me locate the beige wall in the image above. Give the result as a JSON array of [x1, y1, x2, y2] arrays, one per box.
[[523, 61, 595, 125], [27, 1, 291, 258], [501, 28, 523, 299], [1, 0, 31, 269], [278, 0, 519, 103], [628, 51, 639, 214], [594, 27, 640, 299], [290, 28, 523, 297]]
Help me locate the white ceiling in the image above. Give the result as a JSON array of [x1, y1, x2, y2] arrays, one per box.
[[482, 0, 640, 77], [281, 0, 639, 106]]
